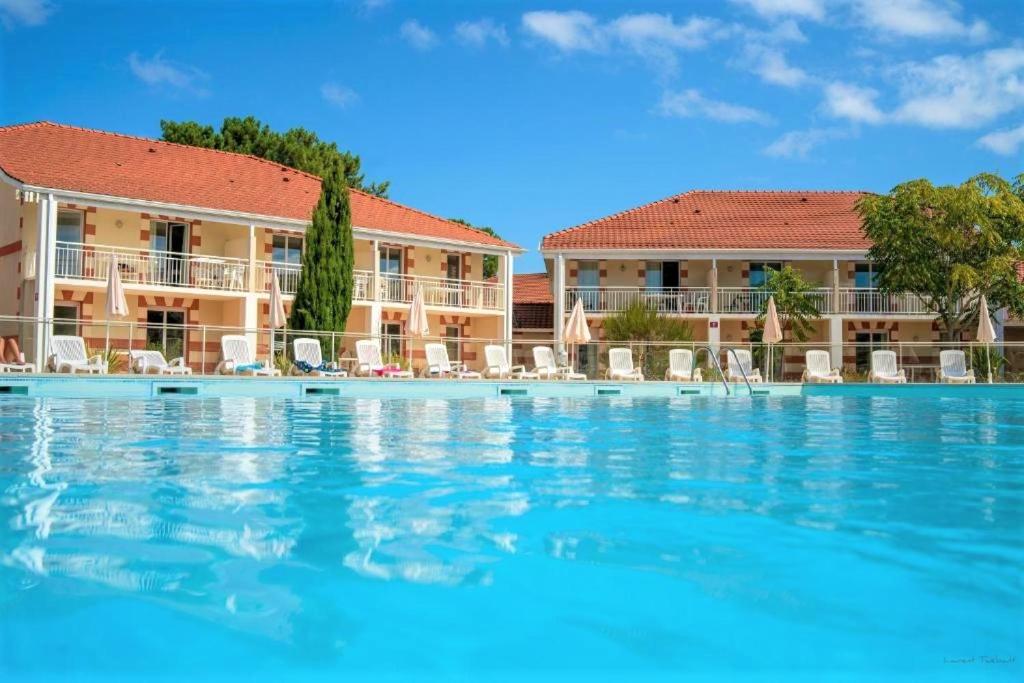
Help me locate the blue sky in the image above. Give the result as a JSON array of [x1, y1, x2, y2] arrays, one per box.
[[2, 0, 1022, 271]]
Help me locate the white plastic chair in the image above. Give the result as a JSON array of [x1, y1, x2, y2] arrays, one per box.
[[802, 350, 843, 383], [291, 338, 346, 377], [532, 346, 585, 380], [869, 350, 906, 384], [49, 336, 106, 374], [485, 345, 538, 379], [939, 350, 975, 384], [606, 348, 644, 381], [726, 349, 762, 383], [0, 347, 34, 373], [214, 334, 280, 376], [423, 342, 481, 379], [354, 339, 413, 378], [129, 349, 191, 375], [665, 349, 702, 382]]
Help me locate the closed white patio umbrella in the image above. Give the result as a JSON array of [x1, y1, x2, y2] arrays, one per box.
[[562, 298, 591, 374], [763, 296, 783, 382], [105, 254, 129, 355], [977, 295, 996, 384], [406, 286, 430, 373], [269, 271, 287, 367]]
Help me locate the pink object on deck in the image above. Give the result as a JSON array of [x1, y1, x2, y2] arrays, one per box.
[[373, 364, 404, 377]]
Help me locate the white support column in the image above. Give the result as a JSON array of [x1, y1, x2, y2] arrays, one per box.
[[503, 250, 514, 358], [553, 252, 565, 348], [708, 317, 721, 367], [371, 239, 381, 302], [34, 193, 57, 366], [829, 316, 844, 371], [370, 239, 381, 338], [244, 223, 259, 354], [709, 258, 718, 314], [831, 258, 840, 314]]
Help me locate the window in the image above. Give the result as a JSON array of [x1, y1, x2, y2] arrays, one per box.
[[379, 246, 402, 275], [445, 325, 461, 361], [854, 263, 883, 289], [272, 235, 303, 265], [151, 221, 189, 286], [381, 322, 402, 360], [749, 262, 783, 287], [55, 210, 84, 277], [855, 332, 887, 373], [146, 310, 186, 360], [53, 303, 79, 337], [446, 254, 461, 280], [577, 261, 599, 309]]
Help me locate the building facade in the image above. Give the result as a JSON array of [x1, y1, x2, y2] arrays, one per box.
[[0, 122, 521, 370], [540, 190, 979, 378]]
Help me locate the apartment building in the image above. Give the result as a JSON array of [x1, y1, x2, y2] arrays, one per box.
[[540, 190, 966, 376], [0, 122, 521, 370]]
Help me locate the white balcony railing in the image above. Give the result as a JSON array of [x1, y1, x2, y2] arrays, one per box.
[[54, 242, 248, 293], [837, 288, 933, 315], [353, 270, 504, 311], [257, 261, 301, 295], [716, 287, 833, 315], [564, 287, 711, 314]]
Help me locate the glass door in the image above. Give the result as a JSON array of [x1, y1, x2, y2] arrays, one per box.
[[379, 246, 403, 301], [146, 310, 186, 361], [446, 254, 461, 306], [151, 221, 189, 286], [55, 210, 84, 277], [577, 261, 599, 310]]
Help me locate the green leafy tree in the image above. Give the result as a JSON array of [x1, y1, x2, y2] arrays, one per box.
[[857, 173, 1024, 340], [288, 162, 355, 332], [603, 300, 693, 377], [160, 116, 389, 196], [449, 218, 504, 278], [755, 265, 822, 342]]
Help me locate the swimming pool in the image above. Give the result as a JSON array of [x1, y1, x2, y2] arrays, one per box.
[[1, 393, 1021, 681]]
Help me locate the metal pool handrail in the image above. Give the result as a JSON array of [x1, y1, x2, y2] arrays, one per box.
[[723, 347, 755, 397], [693, 346, 731, 396]]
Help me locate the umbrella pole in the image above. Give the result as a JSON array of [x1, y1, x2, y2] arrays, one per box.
[[105, 319, 110, 358]]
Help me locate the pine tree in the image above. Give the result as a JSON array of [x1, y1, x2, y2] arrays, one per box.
[[289, 161, 354, 331]]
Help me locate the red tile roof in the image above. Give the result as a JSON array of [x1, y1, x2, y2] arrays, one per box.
[[348, 189, 518, 249], [0, 121, 321, 221], [511, 272, 552, 304], [542, 190, 871, 251], [0, 121, 520, 250]]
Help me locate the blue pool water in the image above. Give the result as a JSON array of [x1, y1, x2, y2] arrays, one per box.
[[1, 394, 1022, 681]]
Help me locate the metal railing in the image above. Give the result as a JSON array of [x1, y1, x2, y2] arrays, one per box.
[[564, 287, 711, 314], [354, 270, 505, 311], [836, 288, 933, 315], [51, 242, 249, 293], [716, 287, 833, 315], [257, 261, 301, 295]]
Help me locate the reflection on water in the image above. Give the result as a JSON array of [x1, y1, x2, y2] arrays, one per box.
[[1, 394, 1022, 675]]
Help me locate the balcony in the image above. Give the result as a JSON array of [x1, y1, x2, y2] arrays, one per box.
[[354, 270, 504, 311], [716, 287, 833, 315], [257, 261, 301, 295], [836, 288, 932, 315], [54, 242, 248, 293], [564, 287, 710, 314]]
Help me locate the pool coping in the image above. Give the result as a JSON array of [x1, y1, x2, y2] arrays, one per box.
[[0, 374, 1021, 399]]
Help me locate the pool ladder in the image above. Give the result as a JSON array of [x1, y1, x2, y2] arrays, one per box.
[[693, 346, 754, 396]]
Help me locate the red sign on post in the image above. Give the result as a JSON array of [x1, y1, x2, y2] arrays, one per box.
[[709, 321, 719, 328]]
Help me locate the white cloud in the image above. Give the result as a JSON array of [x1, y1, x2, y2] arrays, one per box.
[[823, 81, 885, 124], [763, 128, 846, 158], [0, 0, 53, 28], [730, 0, 826, 22], [977, 124, 1024, 156], [320, 83, 359, 109], [454, 18, 509, 48], [128, 52, 209, 94], [400, 19, 438, 51], [522, 10, 602, 52], [747, 45, 807, 87], [522, 11, 725, 77], [658, 89, 773, 124], [851, 0, 990, 41], [889, 48, 1024, 128]]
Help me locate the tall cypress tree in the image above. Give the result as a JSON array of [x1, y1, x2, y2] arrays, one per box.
[[289, 161, 354, 331]]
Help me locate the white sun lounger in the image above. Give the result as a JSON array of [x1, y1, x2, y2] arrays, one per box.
[[0, 350, 34, 373], [726, 349, 762, 383], [606, 348, 644, 381], [869, 350, 906, 384], [665, 349, 702, 381], [214, 334, 280, 376], [291, 338, 347, 377], [939, 350, 975, 384], [354, 339, 414, 378], [532, 346, 586, 380], [423, 342, 481, 379], [129, 349, 192, 375], [484, 344, 538, 379], [802, 350, 843, 383], [48, 335, 107, 374]]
